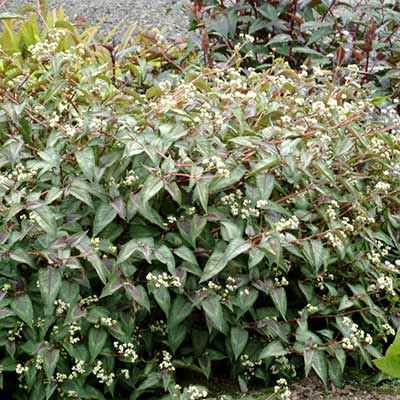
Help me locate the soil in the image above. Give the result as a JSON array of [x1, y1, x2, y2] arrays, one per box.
[[290, 377, 400, 400]]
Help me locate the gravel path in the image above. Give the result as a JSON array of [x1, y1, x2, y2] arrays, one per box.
[[2, 0, 190, 38]]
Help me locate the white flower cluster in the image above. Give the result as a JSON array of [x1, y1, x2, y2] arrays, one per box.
[[8, 322, 24, 342], [34, 356, 43, 371], [375, 181, 391, 194], [100, 317, 117, 327], [274, 276, 289, 287], [28, 40, 59, 60], [221, 190, 259, 219], [121, 368, 130, 380], [90, 237, 101, 251], [240, 354, 262, 378], [163, 215, 177, 227], [159, 350, 175, 372], [305, 304, 318, 314], [326, 231, 343, 248], [36, 317, 46, 328], [113, 341, 138, 363], [226, 276, 238, 292], [205, 277, 240, 298], [146, 272, 181, 288], [275, 216, 299, 232], [149, 320, 167, 335], [368, 274, 395, 296], [69, 360, 86, 379], [53, 372, 68, 383], [122, 170, 139, 186], [0, 163, 37, 190], [29, 31, 84, 67], [80, 295, 99, 307], [270, 355, 297, 378], [341, 317, 372, 350], [16, 363, 28, 375], [186, 385, 208, 400], [274, 378, 292, 400], [239, 33, 255, 43], [382, 323, 396, 336], [383, 259, 400, 272], [367, 241, 390, 265], [93, 360, 115, 387], [202, 156, 230, 178], [54, 299, 70, 315], [69, 321, 81, 344], [65, 124, 77, 137]]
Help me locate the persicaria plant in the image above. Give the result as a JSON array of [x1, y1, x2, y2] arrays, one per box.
[[0, 6, 399, 400]]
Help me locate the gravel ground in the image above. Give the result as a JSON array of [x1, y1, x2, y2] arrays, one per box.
[[2, 0, 190, 38]]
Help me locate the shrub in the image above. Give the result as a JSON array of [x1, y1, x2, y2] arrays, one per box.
[[190, 0, 400, 95], [0, 8, 400, 400]]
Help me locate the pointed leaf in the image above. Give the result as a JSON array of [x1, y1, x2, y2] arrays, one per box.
[[76, 147, 95, 181], [93, 202, 117, 236], [38, 267, 62, 308], [200, 239, 251, 282], [88, 327, 107, 360], [231, 327, 249, 360], [11, 294, 33, 328], [202, 295, 227, 333]]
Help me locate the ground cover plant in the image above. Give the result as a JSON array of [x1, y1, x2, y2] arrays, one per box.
[[190, 0, 400, 96], [0, 5, 400, 400]]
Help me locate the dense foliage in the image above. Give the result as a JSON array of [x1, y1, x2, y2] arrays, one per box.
[[190, 0, 400, 95], [0, 6, 400, 400]]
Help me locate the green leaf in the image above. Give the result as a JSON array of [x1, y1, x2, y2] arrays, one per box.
[[292, 46, 326, 58], [259, 341, 287, 359], [267, 34, 292, 46], [0, 308, 15, 319], [168, 324, 187, 353], [177, 215, 207, 248], [249, 156, 280, 176], [74, 235, 109, 284], [208, 165, 246, 193], [125, 284, 151, 312], [88, 327, 107, 360], [69, 178, 93, 208], [270, 287, 287, 319], [141, 176, 164, 204], [38, 267, 62, 309], [202, 295, 227, 333], [194, 181, 209, 212], [168, 296, 192, 328], [174, 245, 199, 267], [154, 245, 176, 274], [117, 238, 153, 264], [34, 206, 57, 237], [312, 351, 328, 386], [200, 239, 251, 282], [11, 294, 33, 328], [137, 372, 161, 391], [44, 349, 59, 379], [153, 287, 171, 316], [165, 181, 182, 205], [256, 173, 275, 200], [304, 348, 314, 377], [76, 147, 96, 181], [93, 202, 118, 236], [374, 355, 400, 378], [231, 327, 249, 360]]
